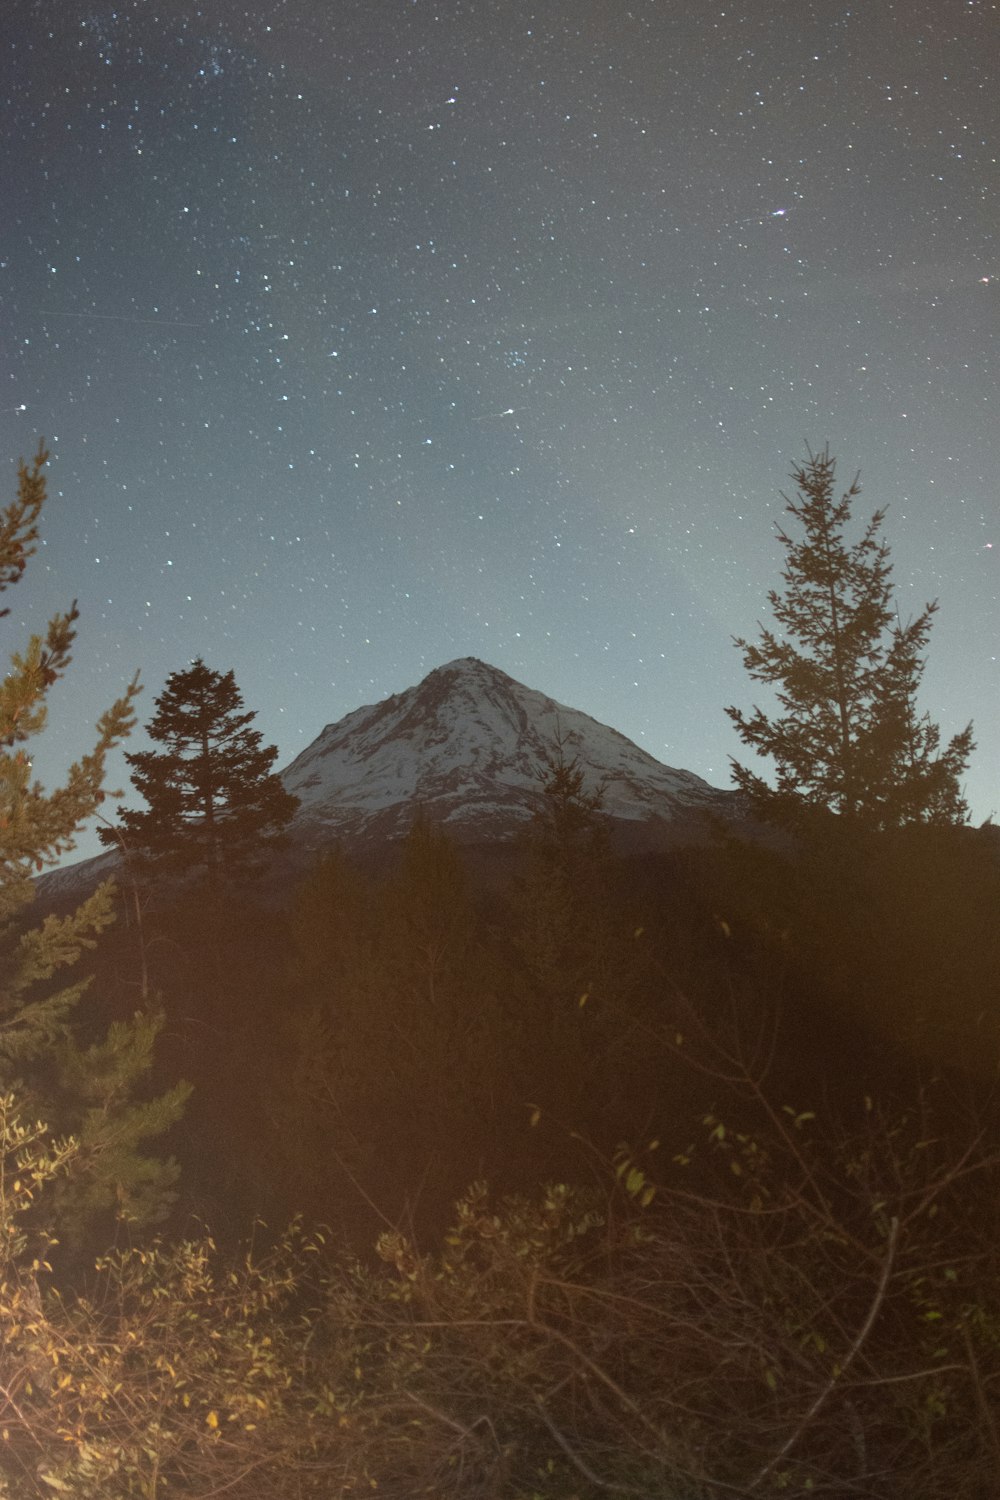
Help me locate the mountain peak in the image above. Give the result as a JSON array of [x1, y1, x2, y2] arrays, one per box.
[[37, 660, 735, 904], [428, 656, 496, 675], [412, 655, 516, 702], [281, 659, 727, 850]]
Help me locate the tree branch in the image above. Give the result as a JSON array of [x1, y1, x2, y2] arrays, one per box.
[[746, 1214, 900, 1492]]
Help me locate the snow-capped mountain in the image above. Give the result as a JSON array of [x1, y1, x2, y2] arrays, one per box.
[[37, 658, 734, 904], [281, 657, 730, 852]]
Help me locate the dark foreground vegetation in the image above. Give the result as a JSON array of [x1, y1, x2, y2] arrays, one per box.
[[2, 443, 997, 1495], [17, 787, 994, 1499]]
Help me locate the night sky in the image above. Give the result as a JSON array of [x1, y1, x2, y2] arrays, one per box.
[[3, 0, 997, 863]]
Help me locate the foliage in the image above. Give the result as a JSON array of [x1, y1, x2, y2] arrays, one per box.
[[0, 1093, 337, 1497], [320, 1089, 1000, 1500], [511, 747, 611, 1002], [0, 446, 136, 908], [0, 1074, 995, 1498], [727, 447, 973, 831], [0, 444, 187, 1240], [507, 749, 662, 1140], [266, 819, 1000, 1499], [100, 657, 298, 885], [270, 824, 515, 1231], [269, 803, 661, 1235], [629, 988, 1000, 1498], [687, 811, 1000, 1085]]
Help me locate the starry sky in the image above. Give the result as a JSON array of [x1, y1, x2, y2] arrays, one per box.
[[2, 0, 997, 864]]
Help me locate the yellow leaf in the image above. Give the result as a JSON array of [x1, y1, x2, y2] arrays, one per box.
[[205, 1410, 219, 1429]]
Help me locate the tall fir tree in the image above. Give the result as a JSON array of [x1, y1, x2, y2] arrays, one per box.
[[726, 447, 973, 832], [511, 748, 611, 1003], [0, 443, 189, 1238], [102, 659, 298, 884], [506, 749, 647, 1135]]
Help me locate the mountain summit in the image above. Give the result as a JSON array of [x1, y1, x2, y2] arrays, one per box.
[[38, 659, 732, 903], [281, 657, 727, 852]]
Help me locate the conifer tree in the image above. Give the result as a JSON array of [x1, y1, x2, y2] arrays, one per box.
[[0, 443, 189, 1236], [512, 747, 611, 1002], [727, 447, 973, 832], [103, 659, 298, 883], [505, 749, 647, 1136]]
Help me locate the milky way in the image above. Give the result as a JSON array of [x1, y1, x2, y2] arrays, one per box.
[[2, 0, 996, 859]]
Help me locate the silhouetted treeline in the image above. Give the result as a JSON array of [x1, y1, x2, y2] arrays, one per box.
[[82, 783, 1000, 1249]]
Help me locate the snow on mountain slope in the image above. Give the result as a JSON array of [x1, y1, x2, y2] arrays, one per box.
[[36, 658, 733, 904], [281, 657, 727, 846]]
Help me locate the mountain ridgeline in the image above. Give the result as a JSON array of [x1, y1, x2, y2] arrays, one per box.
[[281, 656, 734, 851]]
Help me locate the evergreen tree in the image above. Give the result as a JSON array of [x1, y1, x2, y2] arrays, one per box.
[[0, 443, 189, 1236], [507, 749, 651, 1136], [727, 447, 973, 832], [511, 747, 611, 1004], [103, 658, 298, 883]]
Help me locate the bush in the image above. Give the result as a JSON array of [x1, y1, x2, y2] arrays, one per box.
[[0, 1057, 995, 1496]]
